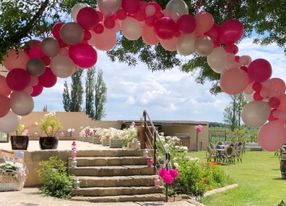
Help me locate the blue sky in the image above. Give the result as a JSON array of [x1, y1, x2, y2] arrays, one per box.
[[33, 38, 286, 122]]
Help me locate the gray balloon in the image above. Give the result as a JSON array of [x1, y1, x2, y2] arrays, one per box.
[[60, 22, 84, 45], [10, 91, 34, 116], [27, 58, 45, 77], [41, 38, 60, 57]]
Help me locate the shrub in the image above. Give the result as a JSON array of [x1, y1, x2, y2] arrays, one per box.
[[175, 160, 233, 197], [38, 156, 73, 199]]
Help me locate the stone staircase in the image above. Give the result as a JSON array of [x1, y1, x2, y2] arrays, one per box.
[[69, 149, 165, 202]]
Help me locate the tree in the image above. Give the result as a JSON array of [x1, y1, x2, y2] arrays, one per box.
[[62, 70, 83, 112], [85, 67, 95, 118], [62, 81, 71, 112], [223, 94, 247, 131], [69, 70, 83, 112], [2, 0, 286, 92], [94, 69, 107, 120]]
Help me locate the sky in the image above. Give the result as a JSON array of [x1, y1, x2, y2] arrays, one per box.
[[33, 38, 286, 122]]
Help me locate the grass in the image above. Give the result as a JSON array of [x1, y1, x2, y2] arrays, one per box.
[[189, 151, 286, 206]]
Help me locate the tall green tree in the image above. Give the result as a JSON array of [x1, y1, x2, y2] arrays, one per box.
[[2, 0, 286, 93], [62, 81, 71, 112], [94, 69, 107, 120], [223, 94, 247, 131], [85, 67, 95, 118], [69, 70, 83, 112]]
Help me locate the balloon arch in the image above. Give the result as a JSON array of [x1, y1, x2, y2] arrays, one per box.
[[0, 0, 285, 151]]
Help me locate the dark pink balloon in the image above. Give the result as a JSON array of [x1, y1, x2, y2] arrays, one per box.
[[93, 23, 104, 34], [154, 17, 177, 40], [122, 0, 140, 14], [77, 7, 100, 30], [116, 9, 127, 20], [104, 16, 116, 29], [269, 97, 281, 109], [69, 43, 97, 68], [253, 92, 263, 101], [52, 22, 64, 40], [204, 24, 220, 43], [248, 59, 272, 82], [219, 19, 244, 44], [177, 15, 196, 34], [96, 10, 104, 22], [39, 67, 57, 88], [28, 45, 46, 59], [252, 82, 262, 92], [31, 84, 43, 97], [84, 30, 92, 40], [6, 69, 31, 91]]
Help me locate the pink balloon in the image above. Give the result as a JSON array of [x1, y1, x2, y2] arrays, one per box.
[[268, 78, 286, 97], [0, 95, 11, 118], [177, 15, 196, 34], [160, 38, 177, 52], [39, 67, 57, 88], [258, 121, 286, 151], [6, 69, 31, 91], [154, 17, 177, 40], [52, 22, 64, 40], [195, 12, 214, 35], [0, 75, 11, 96], [122, 0, 140, 14], [88, 30, 116, 51], [31, 84, 43, 97], [220, 68, 249, 95], [69, 43, 97, 68], [142, 25, 159, 45], [278, 94, 286, 112], [248, 59, 272, 82], [3, 49, 29, 71], [219, 19, 244, 44], [77, 7, 100, 30]]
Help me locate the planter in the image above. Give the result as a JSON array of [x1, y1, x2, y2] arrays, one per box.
[[10, 136, 29, 150], [110, 139, 123, 148], [39, 136, 58, 150], [102, 137, 110, 146], [280, 152, 286, 179]]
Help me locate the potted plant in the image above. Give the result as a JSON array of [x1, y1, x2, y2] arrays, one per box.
[[10, 124, 29, 150], [39, 112, 63, 150]]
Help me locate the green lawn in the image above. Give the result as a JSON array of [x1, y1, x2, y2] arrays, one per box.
[[189, 151, 286, 206]]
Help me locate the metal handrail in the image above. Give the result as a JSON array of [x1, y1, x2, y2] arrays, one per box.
[[143, 110, 171, 202]]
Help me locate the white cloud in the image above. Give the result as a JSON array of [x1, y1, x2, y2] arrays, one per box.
[[126, 96, 135, 105]]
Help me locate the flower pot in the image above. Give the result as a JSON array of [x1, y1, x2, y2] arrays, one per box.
[[39, 136, 58, 150], [280, 152, 286, 179], [10, 136, 29, 150]]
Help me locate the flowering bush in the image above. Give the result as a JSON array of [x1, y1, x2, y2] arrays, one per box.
[[40, 112, 63, 137], [79, 126, 97, 141], [159, 168, 179, 185], [15, 124, 28, 136]]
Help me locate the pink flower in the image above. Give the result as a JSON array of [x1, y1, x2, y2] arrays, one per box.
[[159, 168, 168, 178], [169, 169, 179, 178], [162, 174, 174, 185]]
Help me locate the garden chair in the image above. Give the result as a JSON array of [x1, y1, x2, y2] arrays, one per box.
[[206, 146, 216, 162], [225, 146, 235, 164]]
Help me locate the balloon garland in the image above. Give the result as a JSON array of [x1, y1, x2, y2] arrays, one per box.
[[0, 0, 285, 151]]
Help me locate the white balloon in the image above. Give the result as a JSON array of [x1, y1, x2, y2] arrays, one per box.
[[98, 0, 122, 16], [0, 111, 20, 133], [165, 0, 189, 21], [50, 55, 76, 78], [10, 91, 34, 116], [122, 17, 143, 41], [207, 47, 227, 73], [71, 3, 89, 21], [176, 34, 196, 56], [242, 101, 271, 128]]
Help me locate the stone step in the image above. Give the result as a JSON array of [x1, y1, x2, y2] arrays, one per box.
[[70, 165, 154, 176], [73, 175, 157, 187], [70, 156, 148, 167], [71, 193, 166, 202], [72, 186, 163, 196], [75, 149, 147, 157]]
